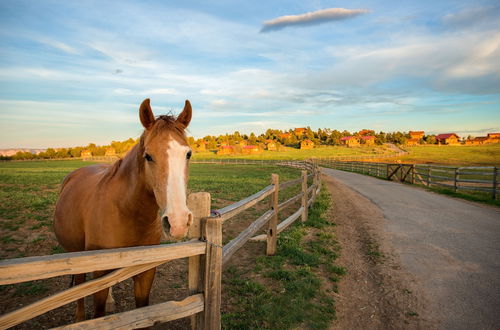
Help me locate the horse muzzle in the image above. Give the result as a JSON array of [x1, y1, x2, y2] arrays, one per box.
[[161, 211, 193, 239]]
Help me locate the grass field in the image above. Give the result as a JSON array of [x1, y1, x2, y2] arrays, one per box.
[[398, 144, 500, 166], [193, 145, 394, 160]]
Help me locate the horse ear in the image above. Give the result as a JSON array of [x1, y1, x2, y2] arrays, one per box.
[[176, 100, 192, 128], [139, 98, 155, 129]]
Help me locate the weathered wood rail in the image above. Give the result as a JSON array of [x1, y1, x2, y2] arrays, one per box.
[[0, 161, 321, 329], [316, 159, 499, 200]]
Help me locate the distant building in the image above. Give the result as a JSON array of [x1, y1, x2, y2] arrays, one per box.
[[436, 133, 460, 145], [217, 145, 234, 155], [105, 147, 116, 157], [340, 136, 360, 147], [194, 141, 207, 152], [294, 128, 307, 136], [357, 129, 372, 136], [300, 140, 314, 149], [360, 136, 375, 145], [465, 137, 488, 145], [242, 145, 262, 154], [409, 131, 425, 139], [81, 150, 92, 157], [487, 133, 500, 142], [279, 133, 292, 139], [236, 140, 247, 147], [266, 140, 277, 151]]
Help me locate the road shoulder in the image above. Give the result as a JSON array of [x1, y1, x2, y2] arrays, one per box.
[[324, 174, 437, 329]]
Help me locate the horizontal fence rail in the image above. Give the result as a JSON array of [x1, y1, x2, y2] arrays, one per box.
[[0, 160, 321, 330], [316, 159, 499, 200]]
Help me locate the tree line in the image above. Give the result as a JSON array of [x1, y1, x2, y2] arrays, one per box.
[[2, 128, 436, 160]]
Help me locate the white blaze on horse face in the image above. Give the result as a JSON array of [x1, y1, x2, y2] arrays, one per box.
[[162, 139, 192, 238]]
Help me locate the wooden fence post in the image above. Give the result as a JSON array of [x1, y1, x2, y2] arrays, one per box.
[[427, 166, 431, 186], [411, 165, 416, 184], [202, 215, 222, 330], [188, 193, 211, 330], [267, 174, 279, 255], [454, 168, 459, 193], [493, 167, 498, 200], [301, 170, 308, 222]]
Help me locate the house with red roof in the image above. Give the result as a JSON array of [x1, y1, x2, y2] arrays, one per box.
[[340, 136, 360, 147], [300, 139, 314, 149], [361, 136, 375, 146], [436, 133, 460, 145], [242, 145, 262, 154], [217, 145, 234, 155]]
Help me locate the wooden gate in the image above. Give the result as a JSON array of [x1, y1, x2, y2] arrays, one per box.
[[386, 164, 415, 183]]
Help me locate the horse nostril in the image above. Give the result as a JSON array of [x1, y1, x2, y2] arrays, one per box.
[[162, 216, 170, 231], [187, 213, 193, 226]]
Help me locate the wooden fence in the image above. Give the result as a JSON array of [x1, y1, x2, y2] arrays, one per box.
[[0, 161, 320, 329], [316, 159, 499, 200]]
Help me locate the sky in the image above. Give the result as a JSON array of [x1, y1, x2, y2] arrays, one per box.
[[0, 0, 499, 148]]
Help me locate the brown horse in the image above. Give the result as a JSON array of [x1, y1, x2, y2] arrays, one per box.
[[53, 99, 193, 321]]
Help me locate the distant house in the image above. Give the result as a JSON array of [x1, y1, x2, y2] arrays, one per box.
[[265, 140, 277, 151], [194, 141, 207, 152], [81, 150, 92, 157], [487, 133, 500, 143], [300, 140, 314, 149], [105, 147, 116, 157], [236, 140, 247, 147], [406, 131, 425, 146], [294, 128, 307, 136], [217, 145, 234, 155], [465, 137, 488, 145], [242, 145, 262, 154], [357, 129, 372, 136], [361, 136, 375, 146], [340, 136, 360, 147], [279, 133, 292, 139], [409, 131, 425, 139], [436, 133, 460, 145]]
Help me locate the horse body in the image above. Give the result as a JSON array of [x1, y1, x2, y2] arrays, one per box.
[[53, 99, 193, 322]]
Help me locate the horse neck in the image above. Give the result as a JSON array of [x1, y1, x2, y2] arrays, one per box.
[[115, 144, 158, 217]]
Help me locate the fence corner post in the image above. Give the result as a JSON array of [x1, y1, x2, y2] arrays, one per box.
[[187, 192, 211, 330], [301, 170, 308, 222], [267, 174, 279, 255], [203, 215, 222, 330]]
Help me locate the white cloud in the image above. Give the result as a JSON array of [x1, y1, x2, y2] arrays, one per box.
[[261, 8, 370, 32]]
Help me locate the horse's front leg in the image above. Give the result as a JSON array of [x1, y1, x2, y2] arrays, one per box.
[[92, 270, 113, 318], [133, 267, 156, 308]]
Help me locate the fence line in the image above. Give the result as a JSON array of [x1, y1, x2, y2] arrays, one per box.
[[316, 159, 499, 200], [0, 161, 320, 329]]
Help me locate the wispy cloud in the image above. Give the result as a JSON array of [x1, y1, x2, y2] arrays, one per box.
[[260, 8, 369, 32]]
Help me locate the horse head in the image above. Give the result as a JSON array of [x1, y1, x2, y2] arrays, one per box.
[[139, 99, 193, 239]]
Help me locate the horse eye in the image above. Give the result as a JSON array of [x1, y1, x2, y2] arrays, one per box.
[[144, 153, 153, 162], [186, 150, 192, 160]]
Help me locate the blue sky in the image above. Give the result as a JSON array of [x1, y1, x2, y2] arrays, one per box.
[[0, 0, 499, 148]]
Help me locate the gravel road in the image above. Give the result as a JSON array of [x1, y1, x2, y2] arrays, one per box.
[[322, 168, 500, 330]]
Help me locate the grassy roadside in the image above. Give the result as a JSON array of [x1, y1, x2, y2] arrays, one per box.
[[222, 185, 344, 329]]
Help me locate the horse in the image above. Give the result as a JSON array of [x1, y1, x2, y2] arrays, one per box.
[[53, 98, 194, 322]]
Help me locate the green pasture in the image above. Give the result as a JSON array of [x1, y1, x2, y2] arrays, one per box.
[[0, 160, 301, 260], [193, 145, 393, 160], [398, 144, 500, 166]]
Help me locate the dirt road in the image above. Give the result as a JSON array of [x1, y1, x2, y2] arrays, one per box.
[[322, 168, 500, 330]]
